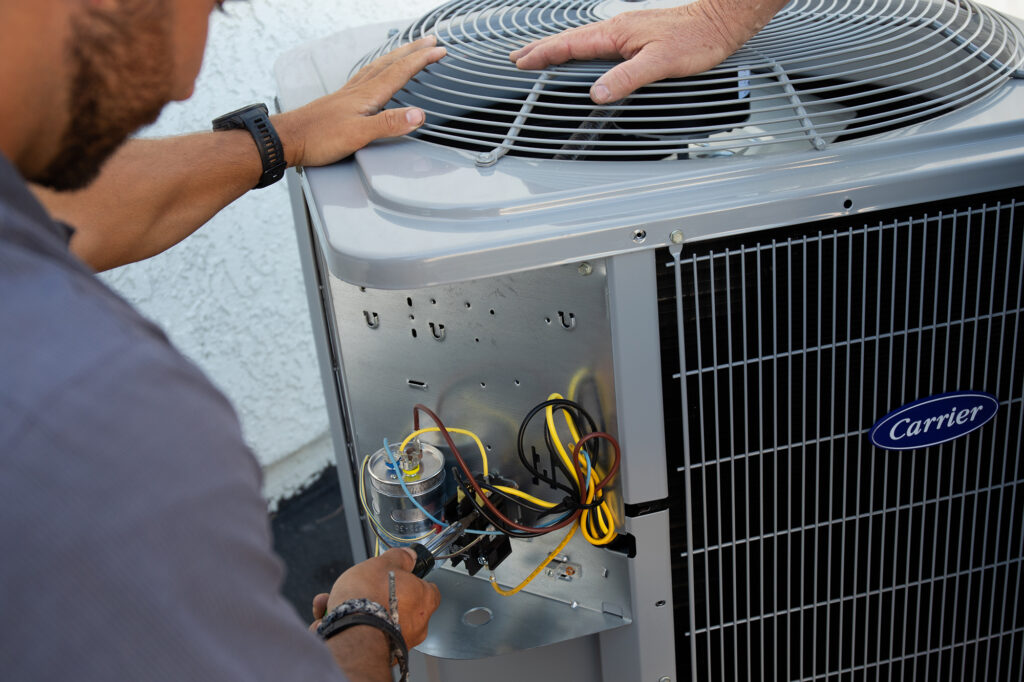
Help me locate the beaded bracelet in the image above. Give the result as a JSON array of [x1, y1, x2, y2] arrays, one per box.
[[316, 574, 409, 681]]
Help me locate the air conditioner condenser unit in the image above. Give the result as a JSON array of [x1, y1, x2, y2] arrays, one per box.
[[276, 1, 1024, 680]]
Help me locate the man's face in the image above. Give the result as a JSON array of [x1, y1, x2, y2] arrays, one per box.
[[33, 0, 216, 191]]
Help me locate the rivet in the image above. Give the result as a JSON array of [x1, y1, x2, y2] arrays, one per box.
[[632, 228, 647, 244]]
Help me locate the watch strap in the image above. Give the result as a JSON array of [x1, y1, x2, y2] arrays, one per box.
[[211, 103, 286, 189]]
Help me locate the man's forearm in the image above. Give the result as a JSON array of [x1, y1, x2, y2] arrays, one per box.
[[32, 37, 445, 273], [34, 129, 264, 272]]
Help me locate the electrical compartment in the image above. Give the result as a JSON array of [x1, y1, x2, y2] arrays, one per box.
[[318, 261, 637, 658]]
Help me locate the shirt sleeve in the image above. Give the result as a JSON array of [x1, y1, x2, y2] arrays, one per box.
[[0, 334, 348, 681]]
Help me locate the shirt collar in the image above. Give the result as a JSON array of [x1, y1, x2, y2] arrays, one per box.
[[0, 151, 72, 245]]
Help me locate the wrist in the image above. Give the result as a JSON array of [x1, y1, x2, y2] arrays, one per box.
[[317, 595, 409, 680], [688, 0, 774, 55], [270, 111, 306, 168], [324, 624, 393, 680]]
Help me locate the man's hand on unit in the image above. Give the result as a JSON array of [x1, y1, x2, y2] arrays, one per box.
[[274, 36, 446, 168], [509, 0, 787, 104]]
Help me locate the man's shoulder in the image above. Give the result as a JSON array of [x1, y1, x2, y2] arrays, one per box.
[[3, 220, 187, 411], [0, 220, 249, 475]]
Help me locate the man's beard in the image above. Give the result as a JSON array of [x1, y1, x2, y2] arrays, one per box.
[[33, 2, 174, 191]]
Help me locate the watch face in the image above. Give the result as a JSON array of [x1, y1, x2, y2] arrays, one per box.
[[211, 103, 283, 188], [212, 103, 267, 130]]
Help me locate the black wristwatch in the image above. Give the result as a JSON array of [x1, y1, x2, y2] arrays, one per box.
[[212, 103, 286, 189]]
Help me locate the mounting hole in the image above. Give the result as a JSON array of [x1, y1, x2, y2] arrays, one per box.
[[489, 309, 495, 315], [430, 298, 437, 305], [655, 600, 667, 608], [486, 444, 493, 451], [411, 329, 417, 339], [632, 228, 647, 244], [480, 382, 486, 388], [359, 287, 366, 292], [465, 302, 471, 309], [474, 337, 480, 343], [544, 317, 551, 324], [406, 297, 413, 307], [843, 198, 853, 210], [514, 379, 520, 386], [461, 607, 493, 627]]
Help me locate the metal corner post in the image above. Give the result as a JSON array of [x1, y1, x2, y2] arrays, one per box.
[[602, 249, 677, 681], [286, 168, 368, 562]]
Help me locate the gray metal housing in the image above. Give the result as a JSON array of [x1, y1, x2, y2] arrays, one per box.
[[277, 9, 1024, 682]]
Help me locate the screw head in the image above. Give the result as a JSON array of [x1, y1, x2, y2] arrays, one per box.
[[670, 229, 684, 244], [578, 262, 593, 276]]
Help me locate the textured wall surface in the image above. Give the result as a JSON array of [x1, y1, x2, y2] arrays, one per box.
[[103, 0, 441, 507]]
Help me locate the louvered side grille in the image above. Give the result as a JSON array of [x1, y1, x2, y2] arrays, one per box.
[[657, 187, 1024, 681]]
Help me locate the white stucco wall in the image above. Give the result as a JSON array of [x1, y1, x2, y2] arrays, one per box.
[[102, 0, 441, 508], [102, 0, 1023, 508]]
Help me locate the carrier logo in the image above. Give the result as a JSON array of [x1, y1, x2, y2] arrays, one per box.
[[870, 391, 999, 451]]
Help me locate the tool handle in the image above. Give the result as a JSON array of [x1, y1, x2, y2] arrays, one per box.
[[410, 543, 435, 578]]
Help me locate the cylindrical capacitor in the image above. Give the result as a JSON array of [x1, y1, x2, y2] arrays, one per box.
[[366, 441, 446, 543]]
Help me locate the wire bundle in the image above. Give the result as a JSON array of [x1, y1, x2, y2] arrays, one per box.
[[358, 398, 620, 596]]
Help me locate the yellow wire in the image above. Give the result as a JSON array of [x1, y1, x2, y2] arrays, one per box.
[[490, 521, 578, 596], [567, 367, 588, 403], [544, 392, 618, 546], [492, 485, 558, 509], [400, 426, 490, 477]]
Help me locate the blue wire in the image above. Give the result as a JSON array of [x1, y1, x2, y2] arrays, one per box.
[[382, 438, 502, 536]]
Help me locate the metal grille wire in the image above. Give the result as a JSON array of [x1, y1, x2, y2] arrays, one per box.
[[357, 0, 1024, 163], [657, 187, 1024, 680]]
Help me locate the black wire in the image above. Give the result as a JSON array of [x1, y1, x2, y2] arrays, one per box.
[[516, 398, 598, 493]]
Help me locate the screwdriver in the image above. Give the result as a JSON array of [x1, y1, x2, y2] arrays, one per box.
[[410, 521, 466, 578]]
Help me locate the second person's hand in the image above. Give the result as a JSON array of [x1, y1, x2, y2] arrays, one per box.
[[510, 0, 787, 104]]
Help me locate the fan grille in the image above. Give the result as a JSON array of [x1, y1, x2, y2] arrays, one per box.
[[358, 0, 1024, 163]]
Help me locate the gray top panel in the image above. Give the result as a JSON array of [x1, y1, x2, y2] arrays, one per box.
[[276, 19, 1024, 290]]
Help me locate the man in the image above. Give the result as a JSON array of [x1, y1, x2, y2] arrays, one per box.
[[510, 0, 789, 103], [1, 0, 785, 679], [0, 2, 442, 680]]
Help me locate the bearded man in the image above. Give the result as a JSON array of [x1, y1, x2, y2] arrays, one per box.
[[0, 2, 443, 680], [0, 0, 790, 679]]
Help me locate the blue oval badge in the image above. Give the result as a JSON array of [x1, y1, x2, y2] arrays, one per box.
[[870, 391, 999, 451]]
